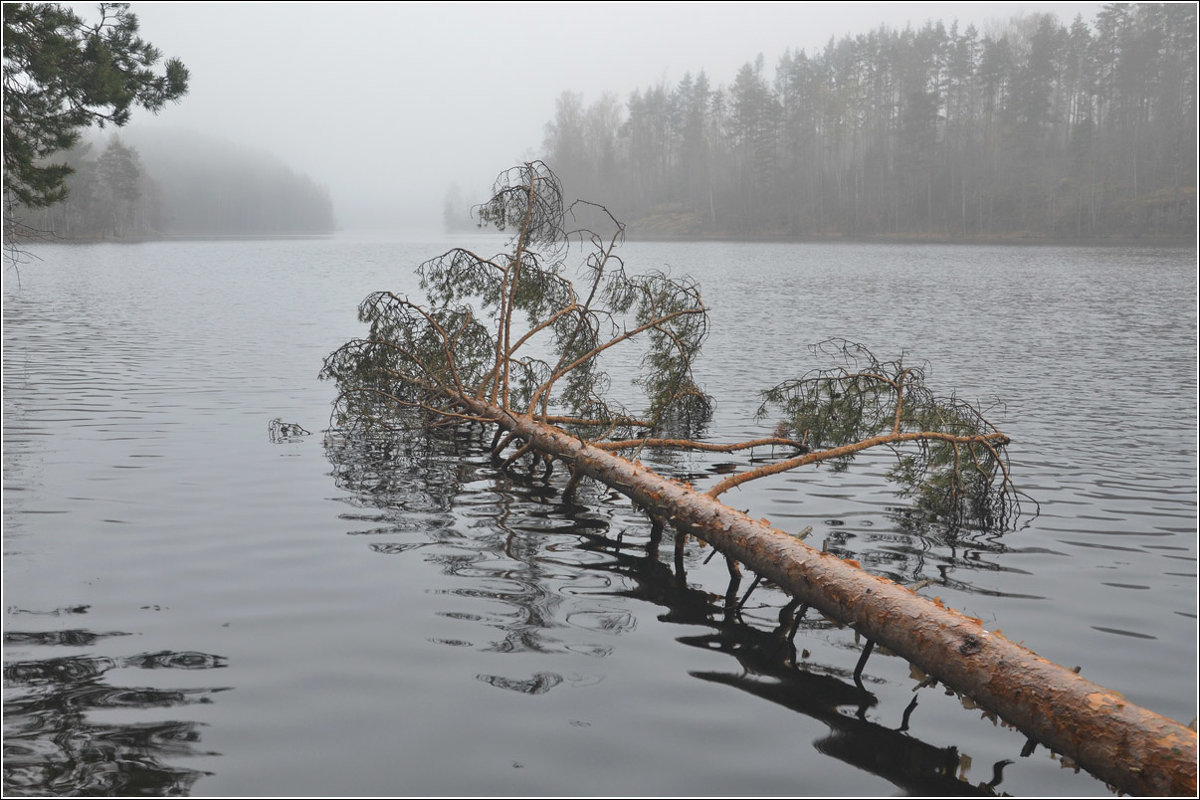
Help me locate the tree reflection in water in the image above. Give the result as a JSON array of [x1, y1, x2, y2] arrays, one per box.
[[3, 608, 227, 796], [325, 425, 1017, 795]]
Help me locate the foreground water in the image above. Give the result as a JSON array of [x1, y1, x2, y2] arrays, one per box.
[[3, 234, 1196, 796]]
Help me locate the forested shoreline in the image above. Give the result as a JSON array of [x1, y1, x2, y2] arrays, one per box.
[[12, 129, 335, 241], [540, 4, 1197, 241]]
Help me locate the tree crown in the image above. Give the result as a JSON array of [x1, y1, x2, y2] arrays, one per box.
[[323, 162, 1025, 534], [3, 2, 188, 208]]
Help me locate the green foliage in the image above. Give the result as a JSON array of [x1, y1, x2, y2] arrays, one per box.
[[322, 162, 712, 441], [325, 164, 1021, 534], [758, 339, 1020, 530], [2, 2, 188, 208]]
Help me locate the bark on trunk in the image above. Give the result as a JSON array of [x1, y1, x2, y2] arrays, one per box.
[[461, 396, 1197, 797]]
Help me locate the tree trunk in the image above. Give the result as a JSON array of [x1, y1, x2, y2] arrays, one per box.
[[460, 394, 1197, 797]]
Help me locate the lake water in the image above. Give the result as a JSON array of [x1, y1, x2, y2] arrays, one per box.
[[3, 234, 1196, 796]]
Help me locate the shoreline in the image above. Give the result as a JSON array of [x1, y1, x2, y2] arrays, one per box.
[[10, 230, 1196, 249], [620, 230, 1198, 248]]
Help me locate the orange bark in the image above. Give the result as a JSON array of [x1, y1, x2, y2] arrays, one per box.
[[458, 396, 1198, 797]]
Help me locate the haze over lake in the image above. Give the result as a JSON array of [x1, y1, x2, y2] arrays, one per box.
[[56, 1, 1109, 229]]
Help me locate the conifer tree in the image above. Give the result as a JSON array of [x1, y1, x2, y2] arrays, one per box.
[[2, 2, 188, 209]]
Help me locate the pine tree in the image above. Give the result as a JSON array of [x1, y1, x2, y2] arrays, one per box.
[[2, 2, 188, 209]]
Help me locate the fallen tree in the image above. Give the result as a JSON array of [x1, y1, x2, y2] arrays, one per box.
[[321, 162, 1197, 796]]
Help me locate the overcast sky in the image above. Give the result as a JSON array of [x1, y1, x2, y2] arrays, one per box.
[[89, 2, 1105, 230]]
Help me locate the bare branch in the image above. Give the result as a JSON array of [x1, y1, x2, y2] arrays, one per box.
[[707, 429, 1011, 506]]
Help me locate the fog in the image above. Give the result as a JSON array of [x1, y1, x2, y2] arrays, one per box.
[[85, 2, 1103, 230]]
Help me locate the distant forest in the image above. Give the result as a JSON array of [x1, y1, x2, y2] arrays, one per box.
[[540, 4, 1197, 240], [15, 130, 335, 240]]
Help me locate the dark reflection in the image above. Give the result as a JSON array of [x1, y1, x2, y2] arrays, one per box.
[[325, 424, 485, 515], [805, 509, 1035, 599], [670, 594, 996, 794], [476, 671, 563, 695], [1091, 625, 1157, 640], [5, 629, 131, 647], [3, 633, 227, 797], [325, 427, 1021, 794], [584, 532, 1006, 795], [267, 417, 311, 443], [328, 425, 617, 659]]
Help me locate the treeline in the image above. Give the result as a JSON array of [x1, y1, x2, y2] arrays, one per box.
[[15, 129, 335, 239], [541, 4, 1197, 240]]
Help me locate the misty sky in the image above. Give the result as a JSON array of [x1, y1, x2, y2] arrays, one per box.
[[86, 2, 1105, 230]]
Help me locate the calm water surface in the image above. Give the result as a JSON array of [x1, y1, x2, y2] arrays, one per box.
[[3, 234, 1196, 796]]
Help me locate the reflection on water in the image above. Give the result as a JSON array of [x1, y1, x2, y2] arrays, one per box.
[[3, 610, 227, 797], [324, 424, 1018, 794], [477, 671, 564, 695], [3, 238, 1193, 796]]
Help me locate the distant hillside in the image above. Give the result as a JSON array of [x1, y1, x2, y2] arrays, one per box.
[[14, 128, 335, 240]]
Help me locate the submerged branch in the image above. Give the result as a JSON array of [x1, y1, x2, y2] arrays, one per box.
[[594, 436, 808, 454]]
